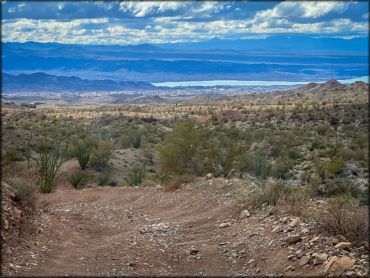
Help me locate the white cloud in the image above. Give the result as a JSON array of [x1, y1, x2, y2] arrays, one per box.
[[119, 1, 227, 18], [255, 1, 352, 19]]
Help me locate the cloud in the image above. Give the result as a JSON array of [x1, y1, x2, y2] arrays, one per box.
[[255, 1, 352, 19], [118, 1, 227, 18]]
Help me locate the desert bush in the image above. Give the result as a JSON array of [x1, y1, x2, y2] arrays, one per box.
[[240, 152, 271, 179], [97, 167, 112, 186], [163, 174, 194, 192], [3, 148, 23, 164], [315, 195, 368, 245], [37, 141, 64, 193], [271, 156, 296, 179], [275, 188, 310, 217], [131, 133, 142, 149], [248, 180, 293, 209], [7, 177, 37, 208], [125, 165, 145, 186], [68, 171, 87, 189], [73, 140, 92, 170], [89, 141, 114, 171], [159, 120, 200, 175]]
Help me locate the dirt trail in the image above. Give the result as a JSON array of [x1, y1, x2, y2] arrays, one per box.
[[3, 185, 324, 276]]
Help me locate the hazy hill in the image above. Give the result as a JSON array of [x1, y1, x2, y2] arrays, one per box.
[[2, 72, 154, 93]]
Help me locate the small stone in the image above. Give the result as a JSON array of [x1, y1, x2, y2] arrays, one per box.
[[239, 210, 250, 219], [301, 228, 309, 234], [272, 225, 283, 233], [289, 217, 301, 227], [205, 173, 213, 180], [218, 222, 231, 228], [248, 259, 255, 264], [285, 235, 302, 244], [299, 255, 310, 266], [189, 246, 199, 255], [335, 242, 352, 250]]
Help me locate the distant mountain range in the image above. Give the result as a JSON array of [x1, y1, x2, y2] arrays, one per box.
[[2, 73, 154, 93], [2, 36, 368, 83]]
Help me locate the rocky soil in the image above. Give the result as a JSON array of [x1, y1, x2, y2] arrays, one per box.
[[1, 179, 368, 276]]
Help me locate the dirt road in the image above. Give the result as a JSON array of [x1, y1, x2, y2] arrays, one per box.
[[3, 184, 324, 276]]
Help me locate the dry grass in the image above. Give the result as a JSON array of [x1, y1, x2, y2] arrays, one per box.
[[163, 175, 194, 192], [315, 195, 369, 245]]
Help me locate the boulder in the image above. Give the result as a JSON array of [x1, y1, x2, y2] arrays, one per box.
[[325, 256, 355, 275], [239, 210, 250, 219]]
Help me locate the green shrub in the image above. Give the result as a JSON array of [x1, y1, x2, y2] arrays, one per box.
[[131, 133, 142, 149], [248, 180, 293, 209], [73, 141, 92, 170], [125, 165, 145, 186], [97, 168, 112, 186], [37, 141, 64, 193], [271, 157, 296, 179], [240, 152, 271, 179], [89, 141, 114, 171], [68, 171, 87, 189], [159, 120, 200, 175]]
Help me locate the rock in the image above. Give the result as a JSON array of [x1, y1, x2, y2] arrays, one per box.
[[325, 256, 355, 275], [301, 228, 309, 234], [335, 242, 352, 250], [312, 253, 328, 264], [285, 235, 302, 244], [272, 225, 283, 233], [239, 210, 250, 219], [309, 236, 320, 245], [205, 173, 213, 180], [189, 246, 199, 255], [218, 222, 232, 228], [289, 217, 300, 228], [248, 259, 255, 264], [299, 255, 310, 266]]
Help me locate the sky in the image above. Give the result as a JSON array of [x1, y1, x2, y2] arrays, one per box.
[[1, 1, 369, 45]]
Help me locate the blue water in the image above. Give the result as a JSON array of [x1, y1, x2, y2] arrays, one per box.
[[152, 76, 369, 87]]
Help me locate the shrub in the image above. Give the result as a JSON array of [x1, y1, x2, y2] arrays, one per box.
[[37, 141, 64, 193], [131, 133, 142, 149], [68, 171, 87, 189], [3, 148, 23, 164], [315, 195, 368, 245], [240, 152, 271, 179], [163, 174, 194, 192], [97, 168, 112, 186], [247, 180, 293, 209], [125, 165, 145, 186], [271, 157, 296, 179], [275, 188, 310, 217], [7, 177, 37, 208], [159, 120, 200, 175], [73, 141, 92, 170], [89, 141, 114, 171]]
